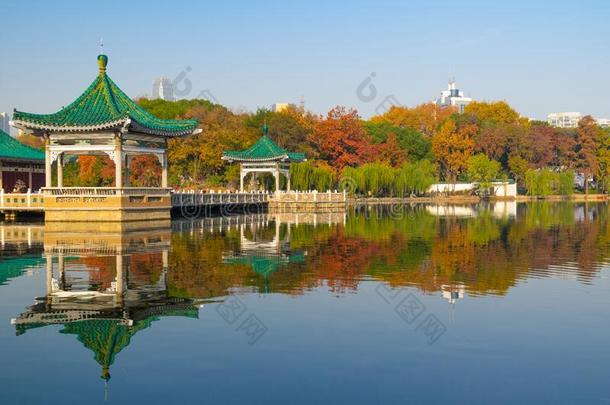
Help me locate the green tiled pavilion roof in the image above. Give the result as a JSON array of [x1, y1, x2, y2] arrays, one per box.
[[0, 255, 45, 285], [0, 130, 44, 161], [224, 252, 305, 277], [223, 126, 306, 162], [12, 55, 199, 138]]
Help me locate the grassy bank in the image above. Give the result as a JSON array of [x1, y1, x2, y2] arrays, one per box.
[[349, 194, 609, 205]]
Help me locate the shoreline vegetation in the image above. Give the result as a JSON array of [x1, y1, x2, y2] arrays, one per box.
[[17, 98, 610, 199], [349, 194, 608, 205]]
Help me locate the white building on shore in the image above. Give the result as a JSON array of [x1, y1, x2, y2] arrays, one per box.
[[435, 79, 472, 113], [547, 112, 610, 128]]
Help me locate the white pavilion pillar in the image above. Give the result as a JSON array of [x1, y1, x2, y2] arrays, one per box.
[[115, 136, 123, 188], [116, 254, 124, 301], [239, 165, 244, 192], [56, 153, 63, 187], [58, 253, 65, 290], [274, 168, 280, 193], [45, 138, 52, 187], [161, 152, 168, 188], [46, 254, 53, 295]]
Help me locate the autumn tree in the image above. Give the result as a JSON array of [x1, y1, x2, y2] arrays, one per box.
[[432, 119, 476, 182], [550, 128, 577, 169], [130, 155, 161, 187], [364, 121, 431, 162], [596, 128, 610, 193], [575, 115, 600, 194], [370, 103, 454, 136], [168, 104, 256, 187], [464, 101, 521, 125], [78, 156, 114, 186], [245, 108, 314, 155], [309, 106, 373, 172]]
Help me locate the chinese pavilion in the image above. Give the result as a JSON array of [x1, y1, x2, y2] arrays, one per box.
[[222, 124, 305, 192], [10, 54, 200, 221], [0, 129, 45, 192], [11, 54, 200, 189]]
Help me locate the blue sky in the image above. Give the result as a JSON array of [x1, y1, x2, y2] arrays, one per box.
[[1, 0, 609, 120]]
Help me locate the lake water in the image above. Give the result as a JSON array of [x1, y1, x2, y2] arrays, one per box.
[[1, 202, 610, 404]]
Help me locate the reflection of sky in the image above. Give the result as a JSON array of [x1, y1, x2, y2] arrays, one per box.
[[2, 204, 610, 404], [1, 268, 610, 404]]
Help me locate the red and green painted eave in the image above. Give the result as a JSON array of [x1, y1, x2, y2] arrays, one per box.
[[0, 129, 44, 161], [12, 55, 200, 138], [222, 124, 306, 163]]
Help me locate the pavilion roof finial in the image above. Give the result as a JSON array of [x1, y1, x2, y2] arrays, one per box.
[[263, 120, 268, 136], [97, 53, 108, 75]]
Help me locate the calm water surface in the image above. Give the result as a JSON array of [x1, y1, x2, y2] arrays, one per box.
[[1, 202, 610, 404]]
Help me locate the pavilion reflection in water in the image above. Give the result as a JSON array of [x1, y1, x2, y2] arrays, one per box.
[[222, 216, 307, 293], [10, 212, 346, 384], [11, 222, 203, 383]]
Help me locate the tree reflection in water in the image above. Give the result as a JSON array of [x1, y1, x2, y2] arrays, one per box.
[[8, 202, 610, 388]]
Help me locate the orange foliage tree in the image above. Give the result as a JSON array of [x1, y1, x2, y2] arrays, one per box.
[[130, 155, 161, 187], [309, 106, 373, 172], [78, 156, 115, 186]]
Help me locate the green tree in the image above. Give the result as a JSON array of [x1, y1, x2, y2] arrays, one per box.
[[508, 155, 530, 186], [467, 153, 501, 194], [558, 171, 574, 195], [364, 121, 431, 162]]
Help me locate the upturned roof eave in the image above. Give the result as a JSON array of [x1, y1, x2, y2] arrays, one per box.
[[11, 118, 200, 138], [10, 118, 129, 134], [222, 153, 292, 163]]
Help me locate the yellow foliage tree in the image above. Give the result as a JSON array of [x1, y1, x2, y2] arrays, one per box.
[[432, 119, 476, 182], [464, 101, 521, 124], [371, 103, 455, 136]]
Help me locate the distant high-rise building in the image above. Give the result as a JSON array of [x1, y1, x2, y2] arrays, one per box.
[[547, 112, 582, 128], [272, 103, 291, 113], [547, 112, 610, 128], [596, 118, 610, 128], [152, 77, 175, 101], [435, 79, 472, 113], [0, 112, 10, 134]]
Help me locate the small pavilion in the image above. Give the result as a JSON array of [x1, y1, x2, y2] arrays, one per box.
[[223, 220, 305, 293], [11, 54, 200, 190], [222, 124, 305, 192], [0, 129, 45, 192]]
